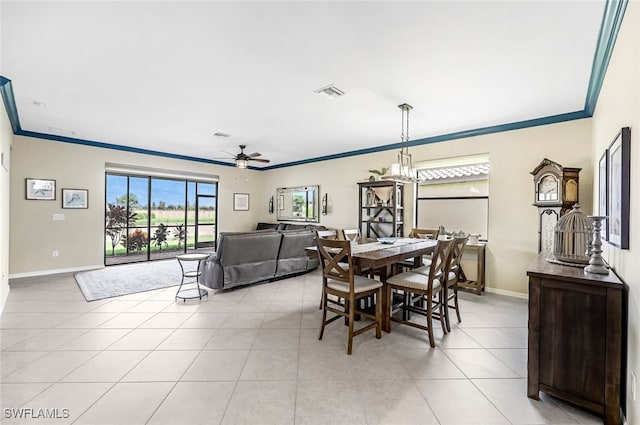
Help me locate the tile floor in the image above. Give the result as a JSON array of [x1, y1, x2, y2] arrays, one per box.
[[0, 268, 603, 424]]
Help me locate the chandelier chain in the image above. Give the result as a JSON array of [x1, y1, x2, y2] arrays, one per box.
[[405, 107, 410, 153], [400, 109, 406, 148]]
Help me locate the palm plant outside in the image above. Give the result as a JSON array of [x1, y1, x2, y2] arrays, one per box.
[[174, 224, 186, 249], [105, 204, 138, 255], [151, 223, 169, 250]]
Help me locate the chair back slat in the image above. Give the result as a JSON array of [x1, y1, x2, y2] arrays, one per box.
[[317, 229, 338, 240], [316, 238, 352, 285], [409, 228, 438, 239], [449, 236, 469, 277], [342, 228, 360, 241], [427, 238, 455, 285]]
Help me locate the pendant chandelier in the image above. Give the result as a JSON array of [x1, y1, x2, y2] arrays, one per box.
[[382, 103, 418, 183]]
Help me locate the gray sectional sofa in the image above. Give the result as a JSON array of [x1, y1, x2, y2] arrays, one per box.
[[198, 224, 324, 290]]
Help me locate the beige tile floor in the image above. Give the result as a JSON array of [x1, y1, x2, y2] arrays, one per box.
[[0, 269, 603, 425]]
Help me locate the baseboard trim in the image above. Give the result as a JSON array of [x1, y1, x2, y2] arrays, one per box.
[[485, 286, 529, 300], [9, 265, 104, 279]]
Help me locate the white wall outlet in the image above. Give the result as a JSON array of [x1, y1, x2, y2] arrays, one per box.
[[52, 213, 65, 221], [632, 370, 637, 401], [52, 250, 59, 257]]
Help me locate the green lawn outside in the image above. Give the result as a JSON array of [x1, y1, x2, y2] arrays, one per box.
[[105, 232, 215, 256], [133, 216, 216, 226]]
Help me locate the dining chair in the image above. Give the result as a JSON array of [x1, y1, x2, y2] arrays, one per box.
[[409, 228, 439, 239], [316, 238, 382, 355], [341, 227, 378, 313], [342, 228, 360, 241], [394, 228, 439, 273], [385, 238, 454, 347], [410, 235, 467, 331], [316, 229, 339, 240], [444, 235, 468, 331], [316, 229, 342, 309]]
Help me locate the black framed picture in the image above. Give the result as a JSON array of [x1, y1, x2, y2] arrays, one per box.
[[62, 189, 89, 209], [607, 127, 631, 249], [598, 150, 609, 240], [25, 178, 56, 200]]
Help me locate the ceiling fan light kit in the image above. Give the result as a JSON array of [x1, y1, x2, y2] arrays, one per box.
[[216, 144, 271, 168]]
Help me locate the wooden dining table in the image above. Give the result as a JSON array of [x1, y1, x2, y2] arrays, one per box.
[[306, 238, 437, 332]]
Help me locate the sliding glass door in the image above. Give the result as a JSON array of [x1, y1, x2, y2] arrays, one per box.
[[105, 174, 217, 265], [148, 178, 187, 261]]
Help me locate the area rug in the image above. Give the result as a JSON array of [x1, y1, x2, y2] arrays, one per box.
[[75, 259, 187, 301]]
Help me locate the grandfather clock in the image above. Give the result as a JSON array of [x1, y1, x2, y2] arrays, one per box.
[[530, 158, 581, 257]]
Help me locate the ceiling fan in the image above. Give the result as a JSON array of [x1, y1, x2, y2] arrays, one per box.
[[216, 145, 271, 168]]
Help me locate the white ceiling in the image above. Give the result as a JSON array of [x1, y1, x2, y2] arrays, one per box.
[[2, 1, 606, 169]]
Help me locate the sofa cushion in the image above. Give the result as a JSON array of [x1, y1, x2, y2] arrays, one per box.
[[275, 230, 318, 276], [256, 222, 279, 230], [282, 223, 308, 231]]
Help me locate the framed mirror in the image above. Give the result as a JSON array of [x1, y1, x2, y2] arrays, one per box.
[[276, 185, 319, 222]]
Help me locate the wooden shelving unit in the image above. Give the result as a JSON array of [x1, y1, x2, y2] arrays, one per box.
[[358, 180, 404, 238]]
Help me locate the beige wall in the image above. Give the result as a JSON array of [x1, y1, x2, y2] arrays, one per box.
[[258, 118, 593, 296], [1, 98, 12, 311], [591, 0, 639, 421], [10, 109, 593, 297], [9, 135, 261, 276]]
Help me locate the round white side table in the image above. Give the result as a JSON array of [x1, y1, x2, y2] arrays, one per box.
[[175, 253, 209, 301]]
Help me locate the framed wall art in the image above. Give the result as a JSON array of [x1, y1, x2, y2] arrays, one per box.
[[607, 127, 630, 249], [25, 178, 55, 200], [598, 150, 609, 240], [62, 189, 89, 209], [233, 193, 249, 211]]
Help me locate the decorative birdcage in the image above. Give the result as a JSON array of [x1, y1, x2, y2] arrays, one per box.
[[549, 203, 593, 265]]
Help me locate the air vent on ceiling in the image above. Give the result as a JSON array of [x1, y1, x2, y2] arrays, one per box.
[[48, 126, 76, 136], [314, 84, 345, 98], [212, 132, 230, 138]]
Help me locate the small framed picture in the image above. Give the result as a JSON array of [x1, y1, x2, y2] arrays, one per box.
[[26, 178, 56, 200], [234, 193, 250, 211], [607, 127, 631, 249], [62, 189, 89, 209]]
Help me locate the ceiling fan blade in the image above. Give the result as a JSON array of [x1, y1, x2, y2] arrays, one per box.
[[248, 152, 262, 158], [219, 149, 236, 157], [249, 158, 270, 163]]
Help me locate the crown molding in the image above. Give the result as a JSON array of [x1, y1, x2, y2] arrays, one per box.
[[584, 0, 629, 115]]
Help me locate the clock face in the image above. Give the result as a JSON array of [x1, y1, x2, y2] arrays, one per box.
[[538, 175, 559, 201]]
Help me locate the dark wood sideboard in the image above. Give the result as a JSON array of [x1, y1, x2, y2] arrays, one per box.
[[527, 255, 623, 425]]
